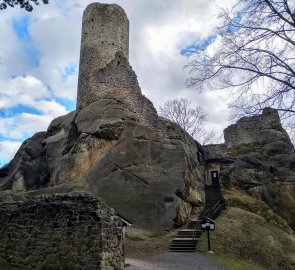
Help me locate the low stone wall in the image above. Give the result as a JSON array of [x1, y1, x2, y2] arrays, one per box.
[[0, 193, 123, 270], [203, 144, 227, 161]]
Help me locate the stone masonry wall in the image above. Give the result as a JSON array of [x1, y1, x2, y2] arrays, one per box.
[[76, 3, 158, 128], [77, 3, 129, 110], [0, 194, 123, 270], [203, 144, 227, 161]]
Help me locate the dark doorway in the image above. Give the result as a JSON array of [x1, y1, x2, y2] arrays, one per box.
[[210, 170, 220, 188]]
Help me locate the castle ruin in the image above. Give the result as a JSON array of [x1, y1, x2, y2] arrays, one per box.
[[0, 2, 295, 269], [77, 3, 129, 110]]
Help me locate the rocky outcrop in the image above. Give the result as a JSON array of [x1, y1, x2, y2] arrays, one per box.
[[0, 3, 205, 235], [219, 108, 295, 230], [0, 102, 205, 235], [0, 132, 49, 192]]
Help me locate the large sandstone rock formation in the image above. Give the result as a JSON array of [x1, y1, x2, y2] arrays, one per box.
[[206, 108, 295, 230], [0, 3, 205, 235]]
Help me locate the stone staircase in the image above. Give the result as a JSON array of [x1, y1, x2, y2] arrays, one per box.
[[170, 220, 202, 252], [170, 185, 226, 253]]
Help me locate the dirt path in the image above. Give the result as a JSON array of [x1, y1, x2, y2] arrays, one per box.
[[125, 252, 227, 270]]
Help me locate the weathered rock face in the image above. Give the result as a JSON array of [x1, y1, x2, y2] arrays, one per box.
[[0, 3, 205, 235], [0, 132, 49, 192], [0, 192, 124, 270], [219, 108, 295, 230]]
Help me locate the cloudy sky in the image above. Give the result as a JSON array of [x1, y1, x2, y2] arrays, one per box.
[[0, 0, 236, 166]]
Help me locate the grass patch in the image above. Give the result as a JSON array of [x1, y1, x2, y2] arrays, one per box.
[[197, 207, 295, 270], [214, 253, 264, 270], [224, 190, 291, 233]]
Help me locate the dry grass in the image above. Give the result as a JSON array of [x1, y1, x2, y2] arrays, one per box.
[[197, 207, 295, 270], [124, 231, 176, 258], [224, 190, 291, 232]]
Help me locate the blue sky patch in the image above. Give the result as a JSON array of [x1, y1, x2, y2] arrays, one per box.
[[230, 12, 241, 33], [0, 159, 9, 167], [12, 15, 41, 67], [62, 63, 78, 81], [3, 104, 42, 117], [181, 35, 216, 57], [25, 45, 41, 67], [12, 16, 32, 42], [55, 98, 76, 112]]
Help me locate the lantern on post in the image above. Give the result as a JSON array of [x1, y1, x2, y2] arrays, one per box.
[[201, 218, 215, 252]]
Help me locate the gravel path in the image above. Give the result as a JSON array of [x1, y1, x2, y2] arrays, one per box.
[[125, 252, 227, 270]]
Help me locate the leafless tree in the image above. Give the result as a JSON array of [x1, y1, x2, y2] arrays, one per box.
[[159, 98, 219, 144], [0, 0, 49, 12], [186, 0, 295, 120]]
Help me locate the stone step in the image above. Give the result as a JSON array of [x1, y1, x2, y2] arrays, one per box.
[[171, 247, 197, 250], [176, 231, 200, 235], [175, 238, 200, 241], [186, 225, 201, 229], [177, 230, 200, 234], [170, 243, 196, 247], [170, 248, 196, 252], [177, 231, 201, 235], [170, 200, 226, 254], [176, 234, 201, 238], [171, 240, 198, 243], [176, 236, 199, 239], [170, 250, 196, 252]]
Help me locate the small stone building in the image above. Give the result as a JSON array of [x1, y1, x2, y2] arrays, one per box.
[[203, 144, 227, 187], [0, 193, 124, 270]]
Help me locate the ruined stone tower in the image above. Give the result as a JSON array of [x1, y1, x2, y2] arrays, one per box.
[[77, 3, 129, 110], [76, 3, 157, 126]]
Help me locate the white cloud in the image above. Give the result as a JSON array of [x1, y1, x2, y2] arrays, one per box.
[[0, 140, 22, 164], [0, 75, 68, 118], [0, 0, 239, 164], [0, 75, 49, 100], [35, 100, 68, 117], [0, 113, 53, 140]]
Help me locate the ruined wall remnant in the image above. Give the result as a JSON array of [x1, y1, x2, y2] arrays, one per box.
[[203, 144, 227, 161], [0, 193, 124, 270], [77, 3, 129, 110], [218, 108, 295, 230], [76, 3, 157, 127], [224, 108, 286, 148]]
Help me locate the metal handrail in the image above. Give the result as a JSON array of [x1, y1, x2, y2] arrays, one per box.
[[212, 199, 221, 210], [191, 199, 225, 240], [192, 221, 201, 240]]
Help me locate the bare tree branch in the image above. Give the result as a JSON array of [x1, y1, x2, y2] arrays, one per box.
[[186, 0, 295, 121], [159, 98, 221, 145]]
